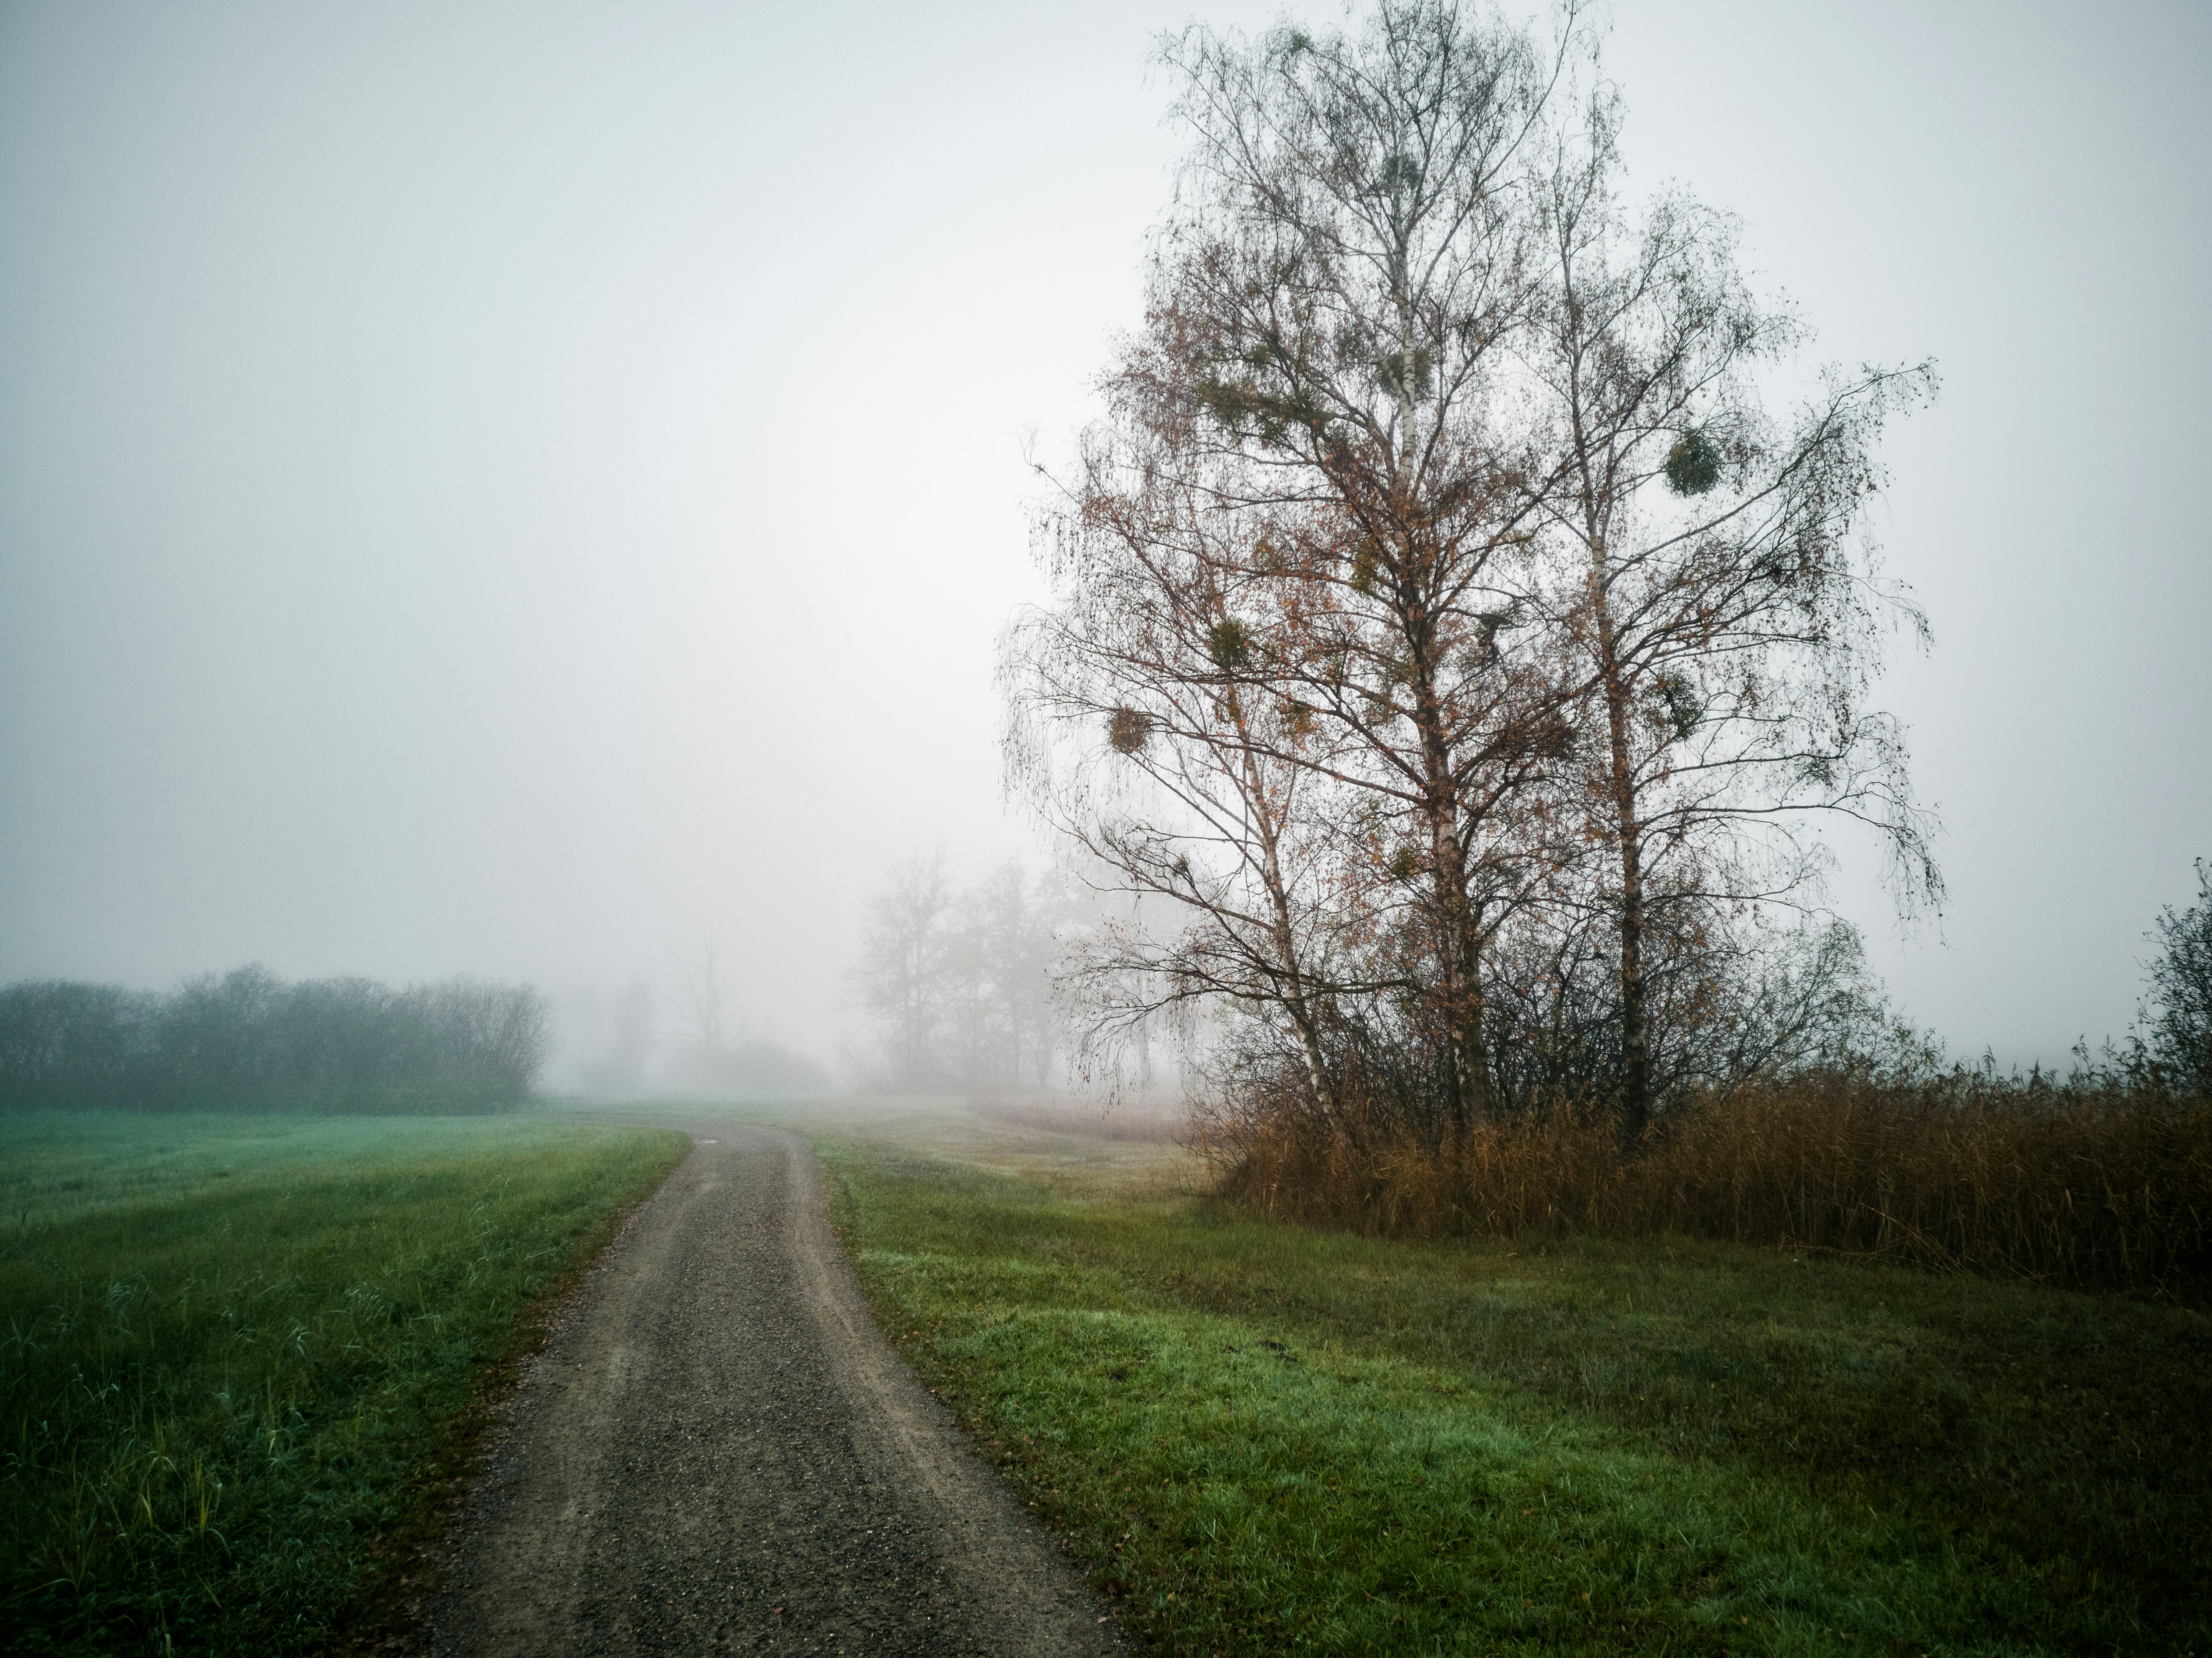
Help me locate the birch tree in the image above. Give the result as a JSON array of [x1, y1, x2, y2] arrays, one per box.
[[1528, 94, 1940, 1135], [1005, 423, 1360, 1116], [1007, 0, 1939, 1137], [856, 851, 951, 1089], [1010, 0, 1592, 1128]]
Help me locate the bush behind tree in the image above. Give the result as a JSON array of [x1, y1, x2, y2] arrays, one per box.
[[1003, 0, 1942, 1145], [1191, 871, 2212, 1300], [2137, 860, 2212, 1095], [0, 966, 551, 1114], [1209, 1069, 2212, 1301]]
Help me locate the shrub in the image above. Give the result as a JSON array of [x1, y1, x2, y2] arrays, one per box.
[[1208, 1071, 2212, 1300], [2141, 859, 2212, 1094]]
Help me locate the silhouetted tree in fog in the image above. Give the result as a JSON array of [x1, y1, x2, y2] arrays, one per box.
[[856, 857, 1071, 1091], [857, 852, 952, 1089], [663, 939, 736, 1052]]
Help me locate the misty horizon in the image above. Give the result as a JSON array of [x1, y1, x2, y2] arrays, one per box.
[[3, 0, 2207, 1077]]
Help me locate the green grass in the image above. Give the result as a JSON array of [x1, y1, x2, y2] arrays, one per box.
[[0, 1111, 688, 1655], [821, 1140, 2212, 1656]]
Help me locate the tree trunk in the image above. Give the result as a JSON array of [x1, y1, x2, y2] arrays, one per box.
[[1386, 259, 1490, 1133], [1591, 566, 1652, 1140], [1236, 688, 1336, 1120], [1409, 608, 1489, 1132], [1429, 823, 1491, 1131]]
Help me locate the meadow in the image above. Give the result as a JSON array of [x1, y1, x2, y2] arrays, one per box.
[[788, 1099, 2212, 1657], [0, 1111, 687, 1655]]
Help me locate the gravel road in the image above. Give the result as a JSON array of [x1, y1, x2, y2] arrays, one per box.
[[427, 1123, 1123, 1656]]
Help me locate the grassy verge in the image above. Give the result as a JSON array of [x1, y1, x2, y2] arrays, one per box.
[[0, 1111, 688, 1655], [821, 1138, 2211, 1655]]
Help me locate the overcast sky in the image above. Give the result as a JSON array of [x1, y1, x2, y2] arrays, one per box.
[[2, 0, 2206, 1069]]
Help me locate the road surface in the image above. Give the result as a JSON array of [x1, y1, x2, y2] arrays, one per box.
[[428, 1123, 1122, 1656]]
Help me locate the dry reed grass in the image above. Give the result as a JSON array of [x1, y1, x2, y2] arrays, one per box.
[[1213, 1075, 2212, 1299]]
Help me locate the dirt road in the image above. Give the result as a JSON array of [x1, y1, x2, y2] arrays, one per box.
[[428, 1124, 1122, 1656]]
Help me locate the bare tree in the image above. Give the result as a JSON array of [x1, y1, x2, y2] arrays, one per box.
[[856, 851, 952, 1090], [1008, 0, 1939, 1141], [972, 863, 1070, 1090], [854, 857, 1074, 1093], [1007, 415, 1376, 1115], [1525, 90, 1940, 1134], [1008, 1, 1600, 1128], [663, 937, 735, 1052]]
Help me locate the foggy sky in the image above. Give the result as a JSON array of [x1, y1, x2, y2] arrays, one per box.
[[2, 0, 2207, 1071]]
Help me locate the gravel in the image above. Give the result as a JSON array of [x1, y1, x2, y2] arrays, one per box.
[[427, 1123, 1123, 1656]]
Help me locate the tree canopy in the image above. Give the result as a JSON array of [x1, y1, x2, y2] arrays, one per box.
[[1003, 0, 1937, 1138]]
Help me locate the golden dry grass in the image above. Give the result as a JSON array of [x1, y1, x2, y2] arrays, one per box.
[[1215, 1076, 2212, 1299]]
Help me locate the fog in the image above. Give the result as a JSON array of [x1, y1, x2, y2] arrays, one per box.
[[2, 0, 2206, 1076]]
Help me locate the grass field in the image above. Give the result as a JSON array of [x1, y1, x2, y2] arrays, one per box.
[[793, 1100, 2212, 1657], [0, 1111, 688, 1655]]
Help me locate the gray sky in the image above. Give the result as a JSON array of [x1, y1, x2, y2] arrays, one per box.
[[2, 0, 2206, 1068]]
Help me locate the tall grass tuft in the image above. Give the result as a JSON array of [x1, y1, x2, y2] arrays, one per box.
[[1212, 1074, 2212, 1299]]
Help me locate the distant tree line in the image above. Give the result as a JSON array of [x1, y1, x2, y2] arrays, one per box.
[[0, 965, 552, 1113], [856, 857, 1068, 1093]]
